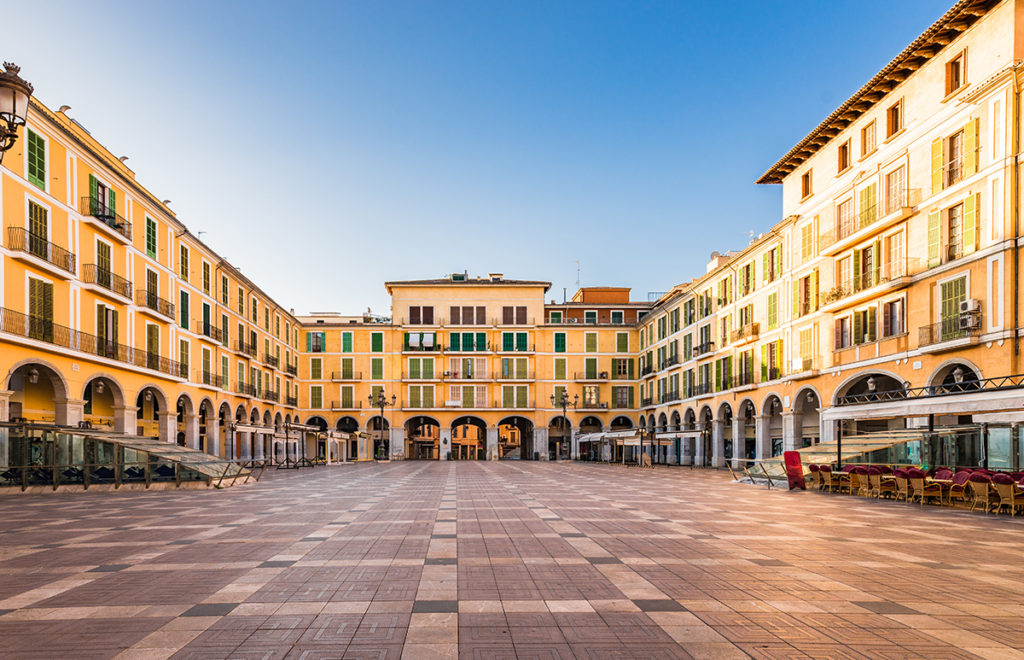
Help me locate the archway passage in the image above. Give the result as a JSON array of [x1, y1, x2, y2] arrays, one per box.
[[452, 416, 487, 460], [136, 387, 165, 438], [5, 363, 68, 425], [83, 376, 122, 431], [545, 416, 571, 461], [337, 416, 359, 461], [499, 416, 533, 460], [405, 416, 440, 460], [368, 416, 390, 460], [698, 406, 714, 467], [763, 395, 784, 457]]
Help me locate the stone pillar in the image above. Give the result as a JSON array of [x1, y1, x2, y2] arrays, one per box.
[[184, 413, 200, 450], [678, 435, 692, 466], [533, 427, 549, 460], [207, 420, 220, 457], [486, 426, 499, 461], [55, 398, 86, 427], [0, 390, 11, 469], [357, 433, 368, 460], [755, 414, 771, 461], [439, 429, 451, 460], [569, 433, 579, 460], [254, 433, 265, 461], [731, 418, 745, 470], [694, 426, 706, 466], [390, 427, 405, 459], [782, 411, 801, 453], [711, 419, 726, 468], [157, 411, 176, 444], [820, 414, 836, 445], [112, 405, 137, 435], [240, 431, 251, 460]]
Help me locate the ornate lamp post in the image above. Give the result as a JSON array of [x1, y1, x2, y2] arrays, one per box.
[[368, 391, 396, 459], [0, 63, 33, 164], [549, 391, 578, 460]]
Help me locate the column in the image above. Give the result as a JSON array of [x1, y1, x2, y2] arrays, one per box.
[[820, 413, 836, 445], [54, 398, 86, 427], [755, 414, 771, 461], [679, 435, 692, 466], [438, 428, 451, 460], [711, 419, 726, 468], [207, 420, 220, 457], [112, 405, 137, 435], [390, 427, 405, 460], [731, 418, 745, 470], [694, 425, 706, 466], [239, 431, 251, 460], [184, 413, 200, 450], [157, 411, 176, 444], [782, 411, 801, 453], [254, 432, 265, 461], [486, 426, 499, 461], [569, 433, 579, 460], [533, 427, 549, 460], [0, 390, 11, 469]]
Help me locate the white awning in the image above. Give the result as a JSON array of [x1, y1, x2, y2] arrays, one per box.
[[657, 430, 702, 439], [409, 333, 421, 348], [423, 334, 434, 349], [605, 430, 638, 439], [234, 423, 275, 434], [577, 432, 604, 443]]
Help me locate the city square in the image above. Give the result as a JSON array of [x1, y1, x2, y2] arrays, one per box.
[[1, 462, 1023, 659]]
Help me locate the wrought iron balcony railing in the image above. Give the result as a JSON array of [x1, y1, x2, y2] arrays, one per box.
[[264, 354, 279, 368], [7, 227, 76, 274], [82, 264, 132, 299], [918, 315, 982, 348], [235, 340, 257, 357], [198, 371, 223, 388], [286, 363, 298, 376], [332, 371, 362, 381], [286, 395, 298, 407], [136, 289, 175, 319], [196, 322, 223, 342], [79, 196, 132, 241]]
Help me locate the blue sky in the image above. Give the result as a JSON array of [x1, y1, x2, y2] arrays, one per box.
[[10, 0, 949, 314]]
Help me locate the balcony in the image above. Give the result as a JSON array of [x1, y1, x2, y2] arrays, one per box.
[[660, 355, 680, 370], [574, 371, 609, 381], [493, 316, 535, 326], [0, 306, 185, 378], [286, 395, 298, 407], [79, 196, 132, 243], [236, 382, 255, 397], [819, 259, 917, 312], [444, 371, 488, 381], [660, 390, 680, 404], [286, 363, 298, 376], [918, 315, 982, 351], [819, 188, 920, 256], [264, 354, 280, 368], [136, 289, 175, 320], [496, 344, 535, 353], [578, 401, 608, 410], [640, 397, 654, 408], [263, 390, 279, 403], [729, 322, 759, 346], [692, 342, 715, 358], [694, 382, 713, 397], [331, 400, 364, 411], [82, 264, 132, 301], [403, 341, 440, 352], [735, 371, 756, 389], [640, 365, 654, 378], [402, 371, 441, 380], [7, 227, 76, 275], [195, 322, 223, 342], [497, 371, 533, 381], [789, 357, 820, 379], [332, 371, 362, 381], [197, 371, 223, 388], [235, 340, 257, 358]]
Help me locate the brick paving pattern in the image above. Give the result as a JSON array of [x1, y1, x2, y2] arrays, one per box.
[[0, 462, 1023, 659]]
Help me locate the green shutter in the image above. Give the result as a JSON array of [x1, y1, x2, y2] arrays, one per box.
[[516, 386, 527, 408], [516, 332, 527, 351], [410, 386, 421, 409], [927, 210, 941, 268], [715, 360, 722, 391], [109, 189, 117, 218], [762, 253, 768, 283], [410, 358, 421, 379], [774, 246, 782, 278], [852, 249, 862, 288], [27, 131, 45, 189], [462, 386, 474, 408], [450, 332, 460, 351], [931, 137, 943, 195], [872, 240, 881, 285], [761, 345, 768, 382], [424, 358, 434, 379], [963, 193, 979, 255], [503, 386, 514, 408], [476, 332, 486, 351], [555, 333, 565, 353], [306, 332, 312, 352], [89, 174, 98, 202], [372, 358, 383, 380], [503, 332, 514, 351], [404, 332, 410, 350], [866, 308, 877, 342], [342, 332, 352, 352], [371, 333, 383, 352]]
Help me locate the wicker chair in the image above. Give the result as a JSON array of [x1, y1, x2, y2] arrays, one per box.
[[818, 465, 837, 493], [947, 470, 972, 507], [907, 467, 942, 506], [968, 473, 996, 513], [991, 473, 1022, 516], [807, 464, 823, 491], [893, 468, 911, 502], [849, 466, 871, 496]]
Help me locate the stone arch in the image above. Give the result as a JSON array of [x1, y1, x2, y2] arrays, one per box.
[[249, 407, 261, 424], [792, 387, 822, 414], [4, 357, 71, 402], [196, 397, 216, 454], [791, 386, 822, 448], [134, 384, 169, 440], [670, 410, 681, 431], [175, 393, 196, 448], [82, 374, 125, 431], [683, 408, 697, 430], [657, 412, 668, 432], [306, 416, 329, 431], [218, 401, 233, 458], [610, 415, 633, 430], [274, 411, 283, 432], [578, 415, 602, 433], [336, 416, 359, 433], [500, 415, 534, 461], [927, 359, 982, 390], [832, 369, 906, 405], [405, 415, 441, 460], [759, 392, 784, 416]]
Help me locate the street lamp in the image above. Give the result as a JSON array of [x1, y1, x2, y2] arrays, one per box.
[[368, 391, 396, 460], [549, 391, 578, 460], [0, 63, 33, 164]]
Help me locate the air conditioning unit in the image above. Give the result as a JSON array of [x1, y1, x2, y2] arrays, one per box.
[[959, 299, 981, 314], [600, 402, 608, 409], [959, 313, 982, 330], [599, 371, 609, 379], [445, 400, 460, 407]]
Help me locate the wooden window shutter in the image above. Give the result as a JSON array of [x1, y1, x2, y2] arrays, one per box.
[[760, 345, 768, 382], [423, 358, 434, 379], [963, 193, 979, 254], [342, 332, 352, 353], [792, 281, 800, 319], [410, 358, 420, 379], [852, 249, 862, 288], [89, 174, 98, 202], [964, 117, 979, 177], [449, 332, 460, 351], [109, 189, 117, 216], [872, 240, 881, 285], [834, 318, 842, 350], [461, 306, 473, 324], [927, 210, 942, 267], [423, 307, 434, 324], [450, 306, 460, 325], [476, 332, 486, 351], [860, 184, 876, 227], [477, 306, 486, 324], [502, 306, 513, 324], [516, 306, 526, 324], [403, 332, 410, 351], [774, 245, 782, 278], [810, 270, 819, 311], [502, 332, 513, 351], [775, 340, 783, 375], [853, 310, 863, 344], [761, 253, 768, 283], [931, 137, 944, 194], [27, 131, 45, 189], [866, 307, 877, 342], [516, 332, 527, 351], [882, 302, 891, 337], [410, 306, 421, 325]]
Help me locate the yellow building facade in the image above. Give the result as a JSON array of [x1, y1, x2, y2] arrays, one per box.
[[2, 0, 1023, 470]]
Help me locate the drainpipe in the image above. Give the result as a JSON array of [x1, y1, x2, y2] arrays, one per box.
[[1013, 66, 1022, 363]]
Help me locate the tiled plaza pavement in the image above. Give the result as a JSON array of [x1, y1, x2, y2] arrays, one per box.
[[1, 463, 1023, 659]]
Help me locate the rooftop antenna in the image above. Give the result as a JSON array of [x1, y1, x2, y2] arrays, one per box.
[[575, 259, 580, 288]]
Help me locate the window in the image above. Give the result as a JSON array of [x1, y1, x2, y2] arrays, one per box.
[[760, 340, 782, 381], [179, 290, 189, 329], [179, 245, 189, 280], [409, 305, 434, 325], [800, 222, 814, 263], [584, 310, 597, 324], [221, 355, 229, 389], [939, 276, 967, 340], [886, 99, 903, 138], [310, 357, 322, 380], [408, 385, 434, 408], [408, 357, 434, 379], [885, 231, 906, 279], [613, 358, 632, 378], [237, 286, 244, 315], [339, 385, 354, 408], [611, 310, 624, 325], [668, 309, 678, 332], [27, 277, 53, 341], [739, 263, 755, 296], [501, 357, 528, 379], [801, 170, 812, 199], [554, 332, 566, 353], [837, 140, 851, 172], [200, 262, 210, 295], [861, 120, 876, 157], [794, 271, 818, 317], [766, 292, 778, 330], [946, 130, 964, 188], [371, 358, 383, 380], [502, 306, 528, 325], [221, 314, 229, 346], [251, 296, 257, 322], [27, 129, 46, 189], [264, 307, 269, 330], [585, 332, 597, 352], [683, 300, 695, 325], [501, 331, 528, 351], [738, 304, 752, 328], [658, 316, 667, 339], [554, 357, 566, 380], [275, 315, 280, 338], [220, 275, 228, 304], [310, 386, 323, 409], [582, 385, 599, 406], [616, 332, 629, 353], [613, 386, 632, 408], [308, 331, 325, 353], [763, 245, 782, 283], [450, 305, 485, 325], [371, 332, 383, 352], [852, 307, 877, 345], [947, 203, 964, 261], [179, 339, 189, 373], [340, 357, 354, 379], [145, 218, 157, 259], [549, 311, 563, 323], [341, 331, 353, 353], [882, 298, 905, 337], [836, 198, 854, 238], [885, 166, 906, 214], [946, 51, 965, 96]]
